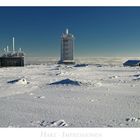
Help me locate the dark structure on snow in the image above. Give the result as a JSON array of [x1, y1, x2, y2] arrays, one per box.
[[123, 60, 140, 67], [0, 37, 24, 67]]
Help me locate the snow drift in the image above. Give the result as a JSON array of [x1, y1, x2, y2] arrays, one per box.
[[0, 58, 140, 127], [74, 64, 88, 67], [49, 78, 81, 86], [7, 78, 28, 85], [31, 120, 68, 127]]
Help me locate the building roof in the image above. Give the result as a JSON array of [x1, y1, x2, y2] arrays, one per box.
[[123, 60, 140, 66], [61, 29, 74, 39]]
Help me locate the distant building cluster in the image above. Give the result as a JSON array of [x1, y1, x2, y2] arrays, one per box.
[[0, 37, 24, 67], [0, 28, 75, 67], [1, 29, 139, 68]]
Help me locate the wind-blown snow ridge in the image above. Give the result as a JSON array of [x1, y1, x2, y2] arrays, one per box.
[[31, 120, 68, 127], [74, 64, 88, 67], [49, 78, 81, 86], [7, 78, 29, 85]]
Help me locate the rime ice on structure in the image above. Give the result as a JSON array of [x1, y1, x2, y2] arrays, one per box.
[[0, 37, 24, 67], [59, 29, 75, 64]]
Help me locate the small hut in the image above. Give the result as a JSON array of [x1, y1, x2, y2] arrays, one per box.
[[123, 60, 140, 67]]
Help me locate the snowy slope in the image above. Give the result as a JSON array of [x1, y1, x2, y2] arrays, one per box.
[[0, 58, 140, 127]]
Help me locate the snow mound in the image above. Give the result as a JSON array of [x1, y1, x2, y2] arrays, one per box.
[[34, 96, 45, 99], [29, 93, 34, 96], [132, 74, 140, 80], [49, 79, 103, 87], [49, 78, 81, 86], [31, 120, 68, 127], [93, 82, 102, 87], [74, 64, 88, 67], [50, 120, 68, 127], [125, 117, 140, 123], [133, 77, 140, 81], [133, 74, 140, 77], [7, 78, 28, 85], [109, 75, 118, 79]]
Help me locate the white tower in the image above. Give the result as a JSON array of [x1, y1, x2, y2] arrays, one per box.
[[60, 29, 75, 64]]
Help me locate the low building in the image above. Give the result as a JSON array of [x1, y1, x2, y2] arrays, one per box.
[[123, 60, 140, 67], [0, 56, 24, 67], [0, 37, 24, 67]]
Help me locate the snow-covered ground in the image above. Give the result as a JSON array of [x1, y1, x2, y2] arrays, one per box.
[[0, 57, 140, 127]]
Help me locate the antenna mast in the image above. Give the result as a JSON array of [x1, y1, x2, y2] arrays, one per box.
[[7, 45, 9, 52], [13, 37, 15, 52], [66, 28, 69, 35], [19, 48, 22, 52]]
